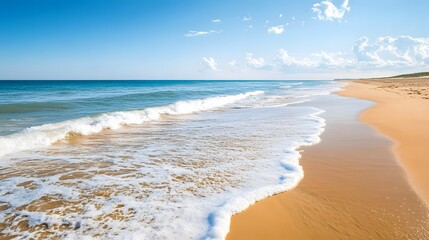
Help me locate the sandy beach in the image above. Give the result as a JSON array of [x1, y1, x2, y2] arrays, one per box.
[[228, 78, 429, 239], [340, 78, 429, 205]]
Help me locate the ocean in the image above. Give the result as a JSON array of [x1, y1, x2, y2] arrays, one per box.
[[0, 80, 342, 239]]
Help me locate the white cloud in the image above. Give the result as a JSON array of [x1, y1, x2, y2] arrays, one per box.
[[212, 19, 221, 23], [277, 49, 316, 68], [184, 30, 221, 37], [202, 57, 218, 71], [312, 51, 352, 67], [312, 0, 350, 21], [276, 49, 352, 69], [261, 35, 429, 71], [242, 16, 252, 21], [353, 36, 429, 67], [279, 13, 283, 18], [246, 53, 266, 68], [185, 31, 209, 37], [229, 60, 238, 67], [267, 25, 285, 34], [197, 35, 429, 77]]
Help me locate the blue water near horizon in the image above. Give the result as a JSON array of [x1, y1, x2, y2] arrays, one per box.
[[0, 80, 332, 136]]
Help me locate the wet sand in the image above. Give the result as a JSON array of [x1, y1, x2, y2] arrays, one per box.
[[340, 78, 429, 205], [228, 91, 429, 239]]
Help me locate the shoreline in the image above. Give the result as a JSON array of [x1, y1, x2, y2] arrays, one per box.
[[227, 81, 429, 239], [338, 78, 429, 206]]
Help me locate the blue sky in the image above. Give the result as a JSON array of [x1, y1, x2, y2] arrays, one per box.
[[0, 0, 428, 80]]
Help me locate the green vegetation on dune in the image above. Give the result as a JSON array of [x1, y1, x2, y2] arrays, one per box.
[[389, 72, 429, 78]]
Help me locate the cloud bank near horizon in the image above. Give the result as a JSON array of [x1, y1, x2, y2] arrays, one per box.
[[202, 36, 429, 74]]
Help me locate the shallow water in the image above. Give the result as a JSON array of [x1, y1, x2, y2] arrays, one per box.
[[0, 80, 342, 239]]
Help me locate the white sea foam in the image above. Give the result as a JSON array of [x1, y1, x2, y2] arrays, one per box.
[[0, 91, 263, 158], [203, 109, 325, 240], [0, 106, 326, 240], [0, 82, 343, 240]]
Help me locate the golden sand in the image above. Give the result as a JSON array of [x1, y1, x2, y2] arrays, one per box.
[[340, 78, 429, 205], [228, 80, 429, 239]]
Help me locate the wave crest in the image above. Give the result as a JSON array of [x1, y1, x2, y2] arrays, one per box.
[[0, 91, 264, 158]]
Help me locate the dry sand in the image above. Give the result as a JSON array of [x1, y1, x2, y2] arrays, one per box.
[[227, 80, 429, 239]]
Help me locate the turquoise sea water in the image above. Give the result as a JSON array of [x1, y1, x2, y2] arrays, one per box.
[[0, 80, 341, 239], [0, 80, 332, 136]]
